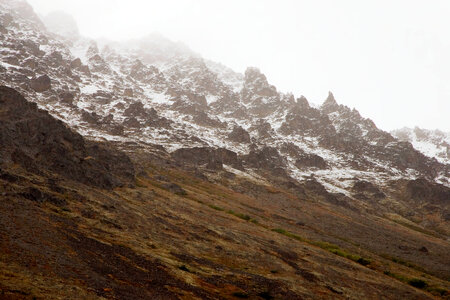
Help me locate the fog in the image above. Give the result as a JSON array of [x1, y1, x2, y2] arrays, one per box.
[[28, 0, 450, 131]]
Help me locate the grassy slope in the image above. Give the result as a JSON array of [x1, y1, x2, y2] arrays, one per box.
[[0, 159, 449, 299]]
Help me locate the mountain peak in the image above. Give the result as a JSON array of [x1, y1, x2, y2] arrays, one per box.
[[244, 67, 271, 87], [321, 91, 340, 112], [325, 91, 337, 105], [242, 67, 278, 101]]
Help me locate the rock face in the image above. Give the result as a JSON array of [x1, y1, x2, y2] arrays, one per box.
[[228, 126, 251, 144], [30, 74, 51, 92], [1, 4, 450, 299], [0, 0, 448, 197], [243, 147, 286, 171], [352, 180, 385, 200], [0, 86, 134, 188], [295, 154, 328, 170], [391, 127, 450, 165], [172, 147, 242, 170]]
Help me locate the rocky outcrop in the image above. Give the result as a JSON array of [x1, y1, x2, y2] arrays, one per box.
[[243, 147, 286, 171], [279, 143, 327, 170], [295, 154, 328, 170], [0, 0, 448, 204], [0, 86, 134, 188], [394, 178, 450, 206], [192, 111, 225, 128], [279, 102, 335, 137], [228, 126, 251, 144], [59, 91, 75, 105], [30, 74, 51, 92], [391, 127, 450, 165], [172, 147, 242, 170], [321, 91, 339, 113], [352, 180, 385, 200], [241, 67, 278, 102]]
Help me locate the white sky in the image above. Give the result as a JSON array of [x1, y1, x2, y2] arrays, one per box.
[[27, 0, 450, 131]]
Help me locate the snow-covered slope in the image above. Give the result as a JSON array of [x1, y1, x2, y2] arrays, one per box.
[[392, 127, 450, 165], [1, 0, 448, 194]]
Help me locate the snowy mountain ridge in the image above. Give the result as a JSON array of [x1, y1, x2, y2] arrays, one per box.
[[391, 127, 450, 165], [0, 0, 448, 195]]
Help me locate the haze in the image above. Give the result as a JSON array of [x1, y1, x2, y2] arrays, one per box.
[[27, 0, 450, 131]]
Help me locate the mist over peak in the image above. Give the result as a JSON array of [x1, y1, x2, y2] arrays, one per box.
[[43, 10, 79, 39], [0, 1, 449, 299]]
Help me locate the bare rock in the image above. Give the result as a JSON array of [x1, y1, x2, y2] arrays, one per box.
[[228, 126, 251, 144], [124, 88, 133, 97], [30, 74, 51, 92]]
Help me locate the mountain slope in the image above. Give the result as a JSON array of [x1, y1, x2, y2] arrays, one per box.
[[392, 127, 450, 165], [1, 87, 449, 299], [0, 1, 449, 299]]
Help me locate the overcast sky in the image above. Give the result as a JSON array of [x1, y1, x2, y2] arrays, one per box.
[[27, 0, 450, 131]]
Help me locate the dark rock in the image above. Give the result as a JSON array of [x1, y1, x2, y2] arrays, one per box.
[[30, 74, 51, 92], [172, 147, 222, 170], [404, 178, 450, 205], [124, 101, 152, 118], [3, 55, 19, 65], [172, 147, 242, 170], [81, 110, 100, 125], [0, 86, 134, 189], [352, 180, 385, 200], [243, 147, 286, 170], [249, 120, 274, 139], [115, 102, 125, 110], [419, 246, 429, 253], [70, 58, 82, 69], [101, 114, 114, 125], [192, 111, 225, 128], [228, 126, 251, 144], [301, 178, 351, 208], [123, 117, 141, 128], [295, 154, 328, 170], [59, 92, 75, 105], [108, 125, 125, 136], [280, 104, 335, 137], [216, 148, 243, 170]]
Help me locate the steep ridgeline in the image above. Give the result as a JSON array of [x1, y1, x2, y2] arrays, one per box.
[[0, 0, 448, 192], [0, 86, 135, 189], [392, 127, 450, 165], [1, 1, 450, 299]]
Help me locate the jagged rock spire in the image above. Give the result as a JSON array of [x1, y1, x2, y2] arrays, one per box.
[[324, 91, 337, 105], [320, 91, 340, 113], [296, 95, 310, 108]]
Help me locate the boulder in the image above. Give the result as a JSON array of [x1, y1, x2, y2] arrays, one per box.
[[70, 58, 82, 69], [30, 75, 51, 92], [59, 92, 75, 105]]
